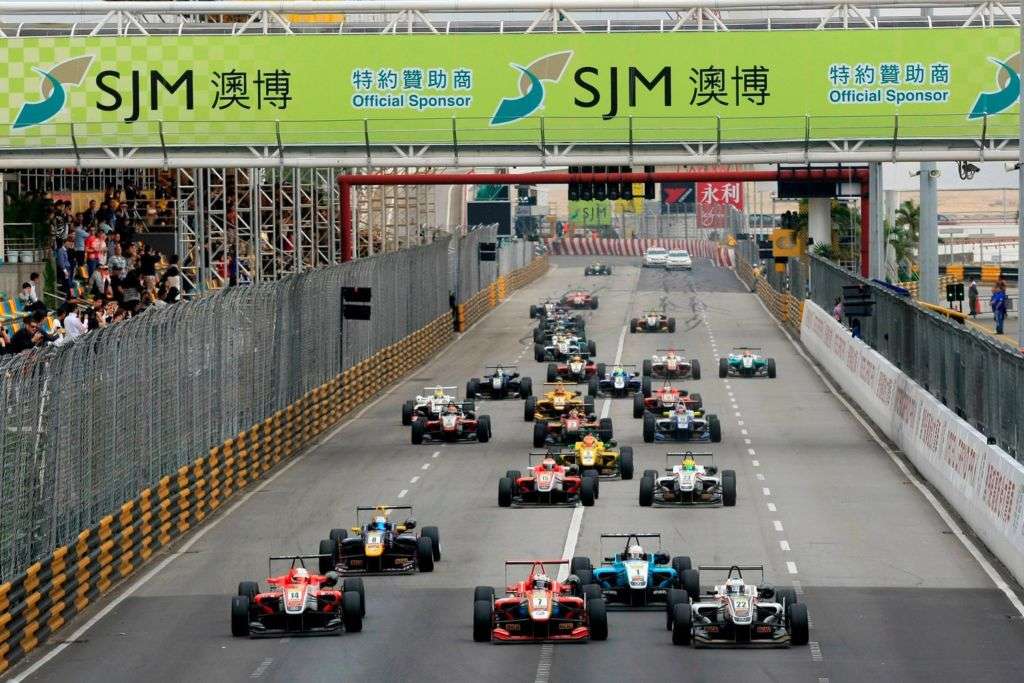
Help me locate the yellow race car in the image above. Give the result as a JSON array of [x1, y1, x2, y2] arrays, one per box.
[[524, 381, 595, 422], [551, 433, 634, 480]]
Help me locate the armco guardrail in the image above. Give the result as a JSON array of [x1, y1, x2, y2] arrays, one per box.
[[0, 250, 545, 675], [801, 299, 1024, 587]]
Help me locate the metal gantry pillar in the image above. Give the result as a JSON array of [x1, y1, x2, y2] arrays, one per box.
[[918, 161, 940, 304], [869, 162, 886, 281], [807, 197, 831, 251]]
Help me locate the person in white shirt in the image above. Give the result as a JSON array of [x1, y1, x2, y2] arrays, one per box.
[[62, 304, 88, 340]]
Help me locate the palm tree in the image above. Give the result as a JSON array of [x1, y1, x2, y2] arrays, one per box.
[[894, 200, 920, 242]]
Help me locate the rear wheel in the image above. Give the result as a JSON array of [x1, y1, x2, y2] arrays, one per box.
[[421, 526, 441, 561], [401, 400, 414, 426], [708, 415, 722, 443], [767, 358, 777, 378], [584, 397, 595, 415], [318, 539, 336, 574], [416, 536, 435, 572], [476, 415, 491, 443], [330, 528, 348, 543], [590, 297, 599, 310], [343, 577, 366, 617], [689, 393, 703, 411], [583, 584, 602, 602], [633, 394, 645, 419], [237, 581, 259, 601], [466, 379, 479, 399], [411, 419, 425, 445], [642, 359, 653, 377], [776, 588, 798, 610], [533, 421, 548, 448], [580, 477, 597, 506], [506, 470, 522, 482], [619, 446, 634, 480], [681, 569, 701, 603], [342, 590, 362, 633], [643, 413, 656, 443], [576, 569, 594, 588], [534, 343, 545, 362], [668, 317, 676, 333], [588, 376, 599, 398], [643, 469, 658, 480], [533, 326, 544, 343], [641, 377, 652, 398], [630, 318, 639, 333], [639, 475, 655, 506], [498, 477, 513, 507], [588, 340, 597, 356], [524, 396, 537, 422], [721, 470, 737, 506], [598, 417, 613, 443], [718, 357, 729, 378], [789, 603, 810, 645], [671, 604, 692, 645], [570, 556, 593, 575], [530, 305, 540, 318], [588, 598, 608, 640], [690, 359, 701, 380], [671, 556, 692, 582], [596, 363, 606, 378], [231, 596, 251, 637], [473, 600, 494, 642], [547, 363, 558, 382], [665, 588, 687, 631], [519, 377, 533, 398]]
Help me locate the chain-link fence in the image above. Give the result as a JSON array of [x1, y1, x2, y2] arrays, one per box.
[[453, 225, 498, 304], [0, 235, 533, 581], [809, 255, 1024, 461]]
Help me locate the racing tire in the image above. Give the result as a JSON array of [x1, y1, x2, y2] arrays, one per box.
[[498, 477, 514, 507], [533, 326, 544, 343], [583, 584, 602, 604], [580, 476, 597, 507], [473, 600, 494, 643], [681, 569, 701, 603], [585, 268, 592, 276], [776, 587, 798, 610], [421, 526, 441, 561], [573, 315, 585, 329], [596, 363, 606, 378], [671, 556, 692, 582], [464, 399, 476, 416], [343, 578, 367, 617], [411, 419, 425, 445], [519, 377, 533, 398], [534, 343, 546, 363], [342, 590, 363, 633], [588, 598, 608, 641], [547, 363, 558, 383], [633, 394, 645, 419], [476, 416, 491, 443], [474, 586, 495, 603], [524, 396, 537, 422], [416, 536, 435, 572], [466, 379, 478, 399], [718, 357, 729, 378], [530, 305, 540, 319], [721, 470, 737, 507], [641, 377, 652, 398], [506, 470, 521, 482], [789, 603, 810, 646], [643, 412, 656, 443], [590, 297, 599, 310], [584, 396, 595, 415], [689, 392, 703, 411], [533, 421, 548, 448], [767, 358, 777, 379], [665, 588, 688, 631], [643, 469, 658, 480], [588, 376, 599, 398], [237, 581, 259, 601], [708, 415, 722, 443], [231, 596, 251, 637], [690, 359, 701, 381], [619, 446, 634, 480], [642, 359, 653, 377], [598, 417, 613, 443], [588, 340, 597, 356], [401, 400, 415, 426], [606, 267, 612, 275], [576, 569, 594, 588], [318, 539, 336, 574], [330, 528, 348, 543], [671, 604, 692, 646], [639, 474, 655, 506], [630, 318, 639, 333], [668, 317, 676, 333], [570, 556, 593, 575]]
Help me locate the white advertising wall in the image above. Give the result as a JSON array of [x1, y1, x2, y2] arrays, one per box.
[[801, 299, 1024, 585]]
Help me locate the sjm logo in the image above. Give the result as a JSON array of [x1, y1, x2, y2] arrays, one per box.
[[490, 51, 573, 126], [12, 55, 94, 130], [969, 53, 1019, 119]]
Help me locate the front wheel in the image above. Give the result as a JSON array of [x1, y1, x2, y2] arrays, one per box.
[[588, 598, 608, 640], [498, 477, 513, 507], [231, 596, 251, 637], [588, 376, 599, 398], [476, 416, 491, 443], [789, 603, 810, 645], [411, 419, 425, 445], [690, 359, 701, 381], [466, 379, 479, 399], [343, 577, 367, 617], [524, 396, 537, 422], [708, 415, 722, 443], [518, 377, 533, 398], [639, 475, 654, 506], [598, 417, 613, 443], [342, 590, 362, 633], [580, 476, 597, 506], [642, 359, 653, 377], [671, 604, 692, 646], [667, 317, 676, 333], [619, 446, 634, 480], [719, 357, 729, 378], [533, 421, 548, 448], [401, 400, 414, 426], [421, 526, 441, 561], [318, 539, 336, 574], [633, 393, 645, 419], [416, 536, 435, 572], [630, 318, 639, 333], [547, 363, 558, 382], [721, 470, 737, 506], [641, 377, 652, 398], [767, 358, 777, 378], [643, 413, 656, 443], [588, 340, 597, 356], [473, 600, 494, 642]]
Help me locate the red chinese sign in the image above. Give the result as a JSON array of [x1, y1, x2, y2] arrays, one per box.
[[696, 181, 744, 229]]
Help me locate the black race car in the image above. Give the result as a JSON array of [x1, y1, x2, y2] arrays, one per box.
[[467, 365, 533, 400], [585, 262, 612, 276]]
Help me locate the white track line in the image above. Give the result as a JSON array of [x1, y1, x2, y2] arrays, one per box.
[[767, 502, 777, 512], [397, 489, 408, 499], [773, 520, 785, 531], [786, 561, 799, 574], [751, 460, 760, 467], [410, 476, 420, 484], [749, 287, 1024, 618], [780, 540, 791, 552], [762, 487, 771, 496]]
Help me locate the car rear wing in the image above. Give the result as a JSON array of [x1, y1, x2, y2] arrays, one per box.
[[268, 554, 331, 574], [665, 451, 714, 470], [485, 365, 518, 370], [355, 505, 413, 512], [731, 347, 763, 351], [528, 450, 571, 466], [697, 564, 765, 583], [655, 348, 684, 353]]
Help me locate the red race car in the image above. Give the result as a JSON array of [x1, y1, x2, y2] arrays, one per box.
[[547, 356, 604, 383], [560, 289, 599, 310], [473, 560, 608, 643], [231, 555, 364, 638], [633, 382, 703, 418], [533, 409, 612, 448], [411, 401, 492, 444], [498, 453, 599, 507]]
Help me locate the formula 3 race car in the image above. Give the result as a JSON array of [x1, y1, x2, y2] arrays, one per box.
[[547, 355, 603, 383], [643, 404, 722, 443], [633, 382, 702, 418], [473, 560, 608, 642], [533, 410, 612, 447], [318, 505, 441, 575], [669, 565, 808, 647], [584, 262, 612, 276], [551, 432, 634, 479], [466, 365, 533, 400], [535, 331, 597, 362], [401, 385, 460, 426], [639, 452, 736, 507], [231, 555, 364, 637], [411, 401, 491, 444], [643, 349, 700, 380], [571, 534, 696, 609], [587, 364, 643, 398], [525, 382, 595, 422], [630, 311, 676, 333], [719, 347, 777, 378], [533, 313, 586, 343], [498, 453, 599, 507], [529, 299, 568, 319], [561, 289, 599, 310]]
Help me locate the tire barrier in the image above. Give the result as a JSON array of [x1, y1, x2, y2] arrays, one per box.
[[737, 254, 803, 338], [457, 255, 549, 333], [544, 238, 734, 267], [0, 253, 547, 676]]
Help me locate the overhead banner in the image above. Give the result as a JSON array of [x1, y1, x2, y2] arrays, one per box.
[[697, 181, 744, 229], [0, 29, 1016, 148]]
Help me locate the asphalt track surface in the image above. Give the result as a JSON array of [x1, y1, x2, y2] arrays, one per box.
[[12, 256, 1024, 683]]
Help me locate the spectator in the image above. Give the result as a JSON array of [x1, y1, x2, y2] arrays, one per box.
[[17, 281, 34, 308], [991, 285, 1007, 335], [161, 254, 182, 292], [832, 297, 843, 322], [851, 318, 862, 339], [109, 244, 127, 275], [73, 221, 89, 270], [968, 280, 979, 317], [89, 264, 112, 298], [56, 238, 74, 296], [0, 326, 11, 355], [49, 206, 69, 250], [95, 232, 108, 266], [144, 290, 167, 310], [63, 303, 87, 340], [140, 245, 160, 290], [164, 286, 180, 305], [85, 226, 102, 276], [82, 199, 98, 226], [121, 269, 142, 309], [107, 232, 120, 263], [10, 314, 46, 353], [29, 272, 42, 305], [96, 199, 115, 227]]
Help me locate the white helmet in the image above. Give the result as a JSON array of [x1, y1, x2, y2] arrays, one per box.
[[626, 545, 644, 561], [533, 574, 552, 591], [292, 567, 310, 581], [725, 578, 744, 595]]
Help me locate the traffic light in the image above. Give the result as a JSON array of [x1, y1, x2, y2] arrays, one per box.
[[568, 165, 580, 201], [643, 165, 656, 200], [593, 166, 608, 201], [580, 166, 593, 201]]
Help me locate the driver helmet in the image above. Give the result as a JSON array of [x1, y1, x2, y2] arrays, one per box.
[[675, 402, 688, 414], [626, 545, 644, 561], [567, 408, 580, 418], [681, 456, 697, 472], [292, 567, 310, 582], [613, 366, 624, 375], [581, 433, 598, 448], [372, 515, 388, 530], [570, 355, 582, 363], [541, 458, 556, 471], [433, 387, 445, 398], [533, 574, 552, 591], [666, 349, 677, 357], [743, 350, 752, 357], [725, 578, 745, 595], [446, 402, 459, 414]]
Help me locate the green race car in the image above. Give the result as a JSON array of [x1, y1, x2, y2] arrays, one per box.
[[718, 348, 776, 379]]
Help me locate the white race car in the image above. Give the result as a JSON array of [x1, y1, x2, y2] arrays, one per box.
[[643, 349, 700, 380], [535, 332, 596, 362], [639, 452, 736, 507], [401, 386, 465, 425], [664, 250, 693, 270]]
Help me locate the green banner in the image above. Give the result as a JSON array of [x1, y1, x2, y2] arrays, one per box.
[[0, 28, 1017, 148]]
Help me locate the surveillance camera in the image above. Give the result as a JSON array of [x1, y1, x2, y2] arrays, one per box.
[[928, 169, 941, 179]]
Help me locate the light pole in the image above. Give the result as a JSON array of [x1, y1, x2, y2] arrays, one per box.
[[1018, 0, 1024, 345]]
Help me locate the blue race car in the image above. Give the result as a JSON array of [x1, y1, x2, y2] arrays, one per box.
[[587, 365, 647, 398], [642, 404, 722, 443], [570, 534, 698, 609]]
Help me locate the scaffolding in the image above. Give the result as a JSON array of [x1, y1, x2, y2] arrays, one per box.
[[355, 167, 438, 258]]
